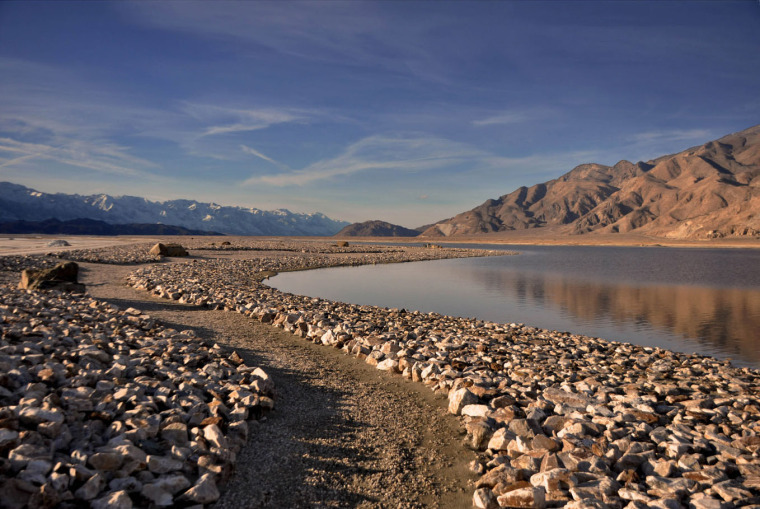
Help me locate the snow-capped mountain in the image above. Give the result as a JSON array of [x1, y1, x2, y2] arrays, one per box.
[[0, 182, 349, 236]]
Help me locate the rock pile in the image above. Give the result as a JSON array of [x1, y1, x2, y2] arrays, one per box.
[[54, 244, 163, 265], [126, 246, 760, 509], [0, 285, 274, 508], [0, 255, 58, 274]]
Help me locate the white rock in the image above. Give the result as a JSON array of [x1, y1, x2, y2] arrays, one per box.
[[448, 387, 478, 415], [376, 358, 400, 372], [180, 473, 220, 504], [91, 490, 133, 509], [487, 427, 513, 451], [473, 487, 499, 509], [203, 424, 228, 450], [461, 404, 490, 418], [147, 455, 184, 474]]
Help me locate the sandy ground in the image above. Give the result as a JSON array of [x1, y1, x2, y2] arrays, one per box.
[[3, 231, 757, 257], [79, 257, 475, 508], [0, 234, 162, 256]]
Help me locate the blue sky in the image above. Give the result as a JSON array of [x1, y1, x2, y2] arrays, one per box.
[[1, 1, 759, 227]]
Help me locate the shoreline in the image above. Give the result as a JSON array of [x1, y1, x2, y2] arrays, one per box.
[[333, 233, 760, 250], [2, 232, 760, 260], [3, 239, 760, 507], [122, 240, 760, 508]]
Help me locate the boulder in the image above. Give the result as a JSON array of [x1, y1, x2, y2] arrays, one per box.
[[149, 243, 189, 257], [449, 387, 478, 415], [19, 261, 85, 293]]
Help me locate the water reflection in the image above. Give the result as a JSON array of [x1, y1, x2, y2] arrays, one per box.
[[464, 266, 760, 367], [270, 247, 760, 369]]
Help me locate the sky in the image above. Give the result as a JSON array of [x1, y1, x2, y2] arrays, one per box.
[[1, 1, 759, 228]]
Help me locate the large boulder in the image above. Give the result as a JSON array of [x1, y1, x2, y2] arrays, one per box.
[[19, 261, 85, 293], [149, 243, 189, 257]]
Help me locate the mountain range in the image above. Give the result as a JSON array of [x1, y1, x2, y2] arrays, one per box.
[[421, 124, 760, 239], [0, 183, 349, 236]]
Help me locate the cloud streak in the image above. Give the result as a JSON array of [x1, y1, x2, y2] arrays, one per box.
[[244, 134, 483, 187], [243, 134, 601, 188], [118, 2, 445, 83], [240, 144, 290, 170], [0, 57, 322, 177], [184, 104, 310, 139], [472, 107, 556, 127], [0, 137, 157, 177], [629, 128, 712, 144], [472, 112, 529, 127]]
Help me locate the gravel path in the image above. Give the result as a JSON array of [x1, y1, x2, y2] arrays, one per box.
[[79, 259, 474, 508]]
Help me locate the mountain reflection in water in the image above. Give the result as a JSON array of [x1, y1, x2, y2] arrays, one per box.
[[270, 246, 760, 369], [467, 270, 760, 367]]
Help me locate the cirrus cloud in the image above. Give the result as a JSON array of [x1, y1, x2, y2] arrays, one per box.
[[243, 134, 483, 187]]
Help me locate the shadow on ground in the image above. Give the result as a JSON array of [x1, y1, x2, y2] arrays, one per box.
[[89, 287, 387, 508]]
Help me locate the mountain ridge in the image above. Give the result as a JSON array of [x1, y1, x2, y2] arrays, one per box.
[[334, 220, 421, 237], [0, 183, 349, 236], [421, 124, 760, 239]]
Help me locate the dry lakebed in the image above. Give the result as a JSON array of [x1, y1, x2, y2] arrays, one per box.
[[1, 237, 759, 509]]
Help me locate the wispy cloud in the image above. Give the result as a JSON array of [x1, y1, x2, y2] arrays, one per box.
[[118, 2, 445, 82], [0, 137, 158, 177], [184, 104, 309, 138], [0, 153, 40, 169], [628, 129, 712, 144], [0, 57, 322, 177], [240, 144, 289, 170], [244, 134, 483, 187], [243, 133, 600, 188], [472, 107, 556, 127], [472, 112, 529, 127]]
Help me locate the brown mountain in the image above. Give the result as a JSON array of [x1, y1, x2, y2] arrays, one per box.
[[421, 124, 760, 240], [335, 220, 421, 237]]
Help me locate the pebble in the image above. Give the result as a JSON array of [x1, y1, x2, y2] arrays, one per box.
[[7, 238, 760, 507], [0, 282, 274, 508], [122, 239, 760, 508]]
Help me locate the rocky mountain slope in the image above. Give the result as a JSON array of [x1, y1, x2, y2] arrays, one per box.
[[335, 220, 421, 237], [422, 124, 760, 239], [0, 183, 349, 236]]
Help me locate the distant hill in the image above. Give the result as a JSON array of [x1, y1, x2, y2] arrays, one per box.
[[0, 218, 222, 236], [0, 183, 349, 236], [335, 220, 421, 237], [422, 124, 760, 240]]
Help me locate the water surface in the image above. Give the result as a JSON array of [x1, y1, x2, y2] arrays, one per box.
[[271, 245, 760, 369]]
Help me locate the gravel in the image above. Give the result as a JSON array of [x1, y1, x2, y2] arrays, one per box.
[[80, 259, 475, 508]]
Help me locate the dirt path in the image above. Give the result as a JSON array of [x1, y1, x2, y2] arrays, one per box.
[[79, 260, 475, 508]]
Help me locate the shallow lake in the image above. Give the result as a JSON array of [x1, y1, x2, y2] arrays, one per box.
[[270, 245, 760, 369]]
